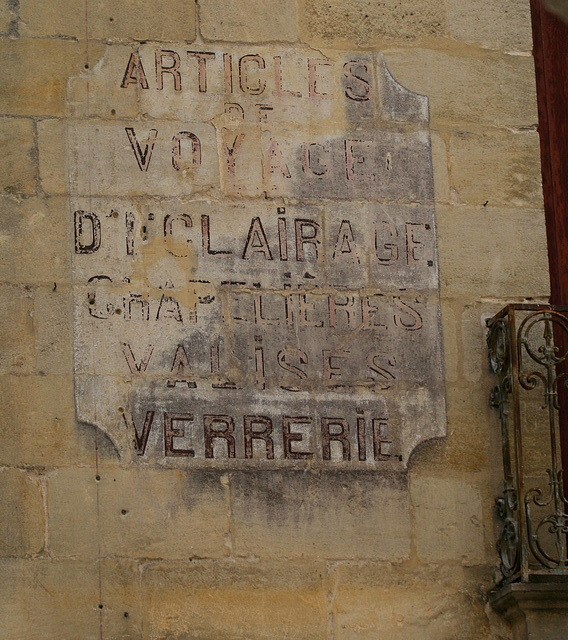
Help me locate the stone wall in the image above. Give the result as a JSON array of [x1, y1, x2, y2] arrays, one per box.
[[0, 1, 549, 639]]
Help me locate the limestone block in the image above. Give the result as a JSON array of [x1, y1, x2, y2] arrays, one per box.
[[99, 559, 143, 639], [445, 0, 533, 51], [0, 196, 70, 285], [449, 130, 543, 209], [0, 469, 45, 556], [410, 474, 487, 563], [436, 206, 550, 298], [384, 49, 538, 128], [34, 285, 73, 375], [0, 1, 14, 33], [431, 129, 450, 204], [443, 384, 494, 471], [440, 299, 458, 384], [0, 39, 104, 117], [20, 0, 196, 41], [47, 468, 229, 558], [0, 374, 96, 467], [141, 560, 329, 640], [331, 563, 493, 640], [0, 285, 35, 374], [0, 558, 141, 640], [47, 469, 97, 558], [230, 470, 411, 559], [0, 118, 36, 196], [299, 0, 446, 45], [37, 119, 67, 195], [200, 0, 299, 43], [0, 559, 98, 639], [407, 382, 498, 473]]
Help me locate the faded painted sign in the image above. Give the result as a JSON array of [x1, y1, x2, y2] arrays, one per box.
[[70, 45, 445, 468]]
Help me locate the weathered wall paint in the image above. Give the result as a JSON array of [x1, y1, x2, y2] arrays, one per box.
[[71, 46, 445, 467]]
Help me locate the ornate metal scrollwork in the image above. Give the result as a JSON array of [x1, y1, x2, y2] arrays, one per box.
[[488, 319, 510, 375], [488, 305, 568, 583], [525, 470, 568, 569], [496, 489, 520, 577], [490, 378, 520, 578]]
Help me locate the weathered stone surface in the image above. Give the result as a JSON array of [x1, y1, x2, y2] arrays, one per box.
[[0, 559, 98, 639], [0, 118, 36, 195], [0, 39, 104, 117], [69, 47, 433, 199], [230, 471, 411, 559], [200, 0, 299, 42], [0, 196, 69, 285], [445, 385, 494, 472], [449, 129, 543, 208], [99, 559, 144, 639], [431, 129, 450, 204], [67, 46, 139, 120], [34, 285, 73, 375], [385, 49, 538, 128], [445, 0, 533, 51], [0, 374, 95, 467], [410, 474, 488, 564], [37, 119, 67, 195], [0, 285, 35, 374], [0, 469, 45, 556], [331, 563, 494, 639], [67, 122, 219, 196], [141, 559, 329, 639], [20, 0, 196, 41], [47, 468, 229, 558], [410, 383, 498, 473], [440, 299, 458, 384], [299, 0, 446, 44], [436, 206, 550, 298], [0, 558, 141, 640], [0, 1, 14, 33], [69, 46, 446, 470], [0, 1, 555, 639], [47, 469, 97, 558]]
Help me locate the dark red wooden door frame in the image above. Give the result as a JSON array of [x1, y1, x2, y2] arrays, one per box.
[[530, 0, 568, 484]]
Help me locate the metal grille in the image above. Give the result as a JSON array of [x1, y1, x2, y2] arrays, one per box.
[[487, 304, 568, 583]]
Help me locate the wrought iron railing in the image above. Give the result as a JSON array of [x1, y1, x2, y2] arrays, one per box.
[[487, 304, 568, 583]]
